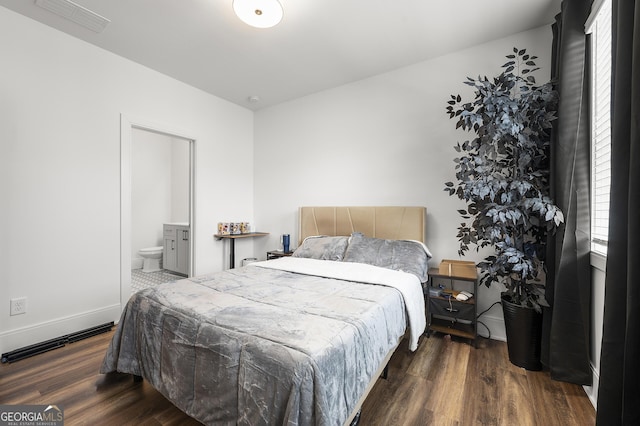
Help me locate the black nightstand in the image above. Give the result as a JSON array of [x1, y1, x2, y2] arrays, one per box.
[[425, 260, 478, 347], [266, 250, 293, 260]]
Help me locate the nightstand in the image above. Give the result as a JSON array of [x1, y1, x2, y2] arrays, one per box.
[[425, 260, 478, 347], [266, 250, 293, 260]]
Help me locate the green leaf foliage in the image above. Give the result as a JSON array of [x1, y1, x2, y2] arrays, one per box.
[[443, 48, 563, 312]]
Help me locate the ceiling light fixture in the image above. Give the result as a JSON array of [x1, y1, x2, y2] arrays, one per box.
[[233, 0, 283, 29]]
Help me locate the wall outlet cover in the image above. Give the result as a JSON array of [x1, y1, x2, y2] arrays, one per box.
[[10, 298, 27, 316]]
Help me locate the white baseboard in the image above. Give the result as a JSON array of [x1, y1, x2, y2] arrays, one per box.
[[131, 258, 143, 269], [478, 314, 506, 341], [0, 304, 121, 355], [583, 362, 599, 410]]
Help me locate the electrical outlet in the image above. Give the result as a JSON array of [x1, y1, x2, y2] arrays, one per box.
[[10, 297, 27, 316]]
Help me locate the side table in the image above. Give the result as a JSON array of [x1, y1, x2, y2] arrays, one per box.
[[266, 250, 293, 260], [426, 260, 478, 346], [214, 232, 269, 269]]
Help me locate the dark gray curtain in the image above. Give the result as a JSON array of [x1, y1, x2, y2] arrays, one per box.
[[544, 0, 593, 385], [596, 1, 640, 424]]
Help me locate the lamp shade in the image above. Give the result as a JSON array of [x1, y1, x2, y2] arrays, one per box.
[[233, 0, 283, 29]]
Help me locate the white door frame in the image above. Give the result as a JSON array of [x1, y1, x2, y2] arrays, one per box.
[[120, 114, 196, 310]]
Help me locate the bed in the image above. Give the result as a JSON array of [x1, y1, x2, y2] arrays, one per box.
[[101, 206, 430, 425]]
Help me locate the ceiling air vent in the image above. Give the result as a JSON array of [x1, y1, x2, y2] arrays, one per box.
[[35, 0, 110, 33]]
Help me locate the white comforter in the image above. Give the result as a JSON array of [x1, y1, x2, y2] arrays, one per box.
[[251, 257, 426, 351]]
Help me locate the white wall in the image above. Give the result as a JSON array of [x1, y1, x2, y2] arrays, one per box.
[[0, 7, 253, 354], [131, 129, 190, 268], [585, 256, 606, 407], [132, 130, 173, 261], [170, 137, 190, 223], [253, 26, 554, 341]]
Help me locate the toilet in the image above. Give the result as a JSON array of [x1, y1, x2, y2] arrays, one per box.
[[139, 246, 163, 273]]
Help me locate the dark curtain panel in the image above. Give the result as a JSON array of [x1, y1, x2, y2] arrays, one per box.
[[596, 1, 640, 424], [544, 0, 593, 384]]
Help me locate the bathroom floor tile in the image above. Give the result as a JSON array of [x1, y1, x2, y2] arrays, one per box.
[[131, 269, 184, 294]]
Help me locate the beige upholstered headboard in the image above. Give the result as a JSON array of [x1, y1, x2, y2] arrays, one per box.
[[299, 206, 426, 244]]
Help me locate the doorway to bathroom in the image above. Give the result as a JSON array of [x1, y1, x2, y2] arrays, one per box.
[[120, 115, 196, 309], [131, 128, 191, 293]]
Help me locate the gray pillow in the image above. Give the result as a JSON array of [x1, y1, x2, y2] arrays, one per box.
[[292, 236, 349, 261], [342, 233, 431, 282]]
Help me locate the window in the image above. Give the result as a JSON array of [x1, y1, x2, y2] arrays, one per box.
[[586, 0, 612, 255]]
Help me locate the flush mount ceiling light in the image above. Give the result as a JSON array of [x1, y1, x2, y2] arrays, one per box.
[[233, 0, 283, 29]]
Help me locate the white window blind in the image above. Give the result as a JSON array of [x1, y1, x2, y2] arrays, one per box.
[[586, 0, 612, 255]]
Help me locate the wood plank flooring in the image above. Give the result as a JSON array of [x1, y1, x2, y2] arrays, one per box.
[[0, 330, 595, 425]]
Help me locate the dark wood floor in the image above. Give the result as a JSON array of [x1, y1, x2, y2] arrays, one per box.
[[0, 330, 595, 425]]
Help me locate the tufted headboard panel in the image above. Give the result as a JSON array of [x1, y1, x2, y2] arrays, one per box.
[[298, 206, 426, 244]]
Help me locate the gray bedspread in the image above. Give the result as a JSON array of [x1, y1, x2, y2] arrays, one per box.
[[101, 258, 421, 425]]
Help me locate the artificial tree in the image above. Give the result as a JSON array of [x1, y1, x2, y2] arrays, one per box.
[[444, 48, 564, 313]]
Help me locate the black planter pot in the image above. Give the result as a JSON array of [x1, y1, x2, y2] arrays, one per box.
[[501, 293, 543, 370]]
